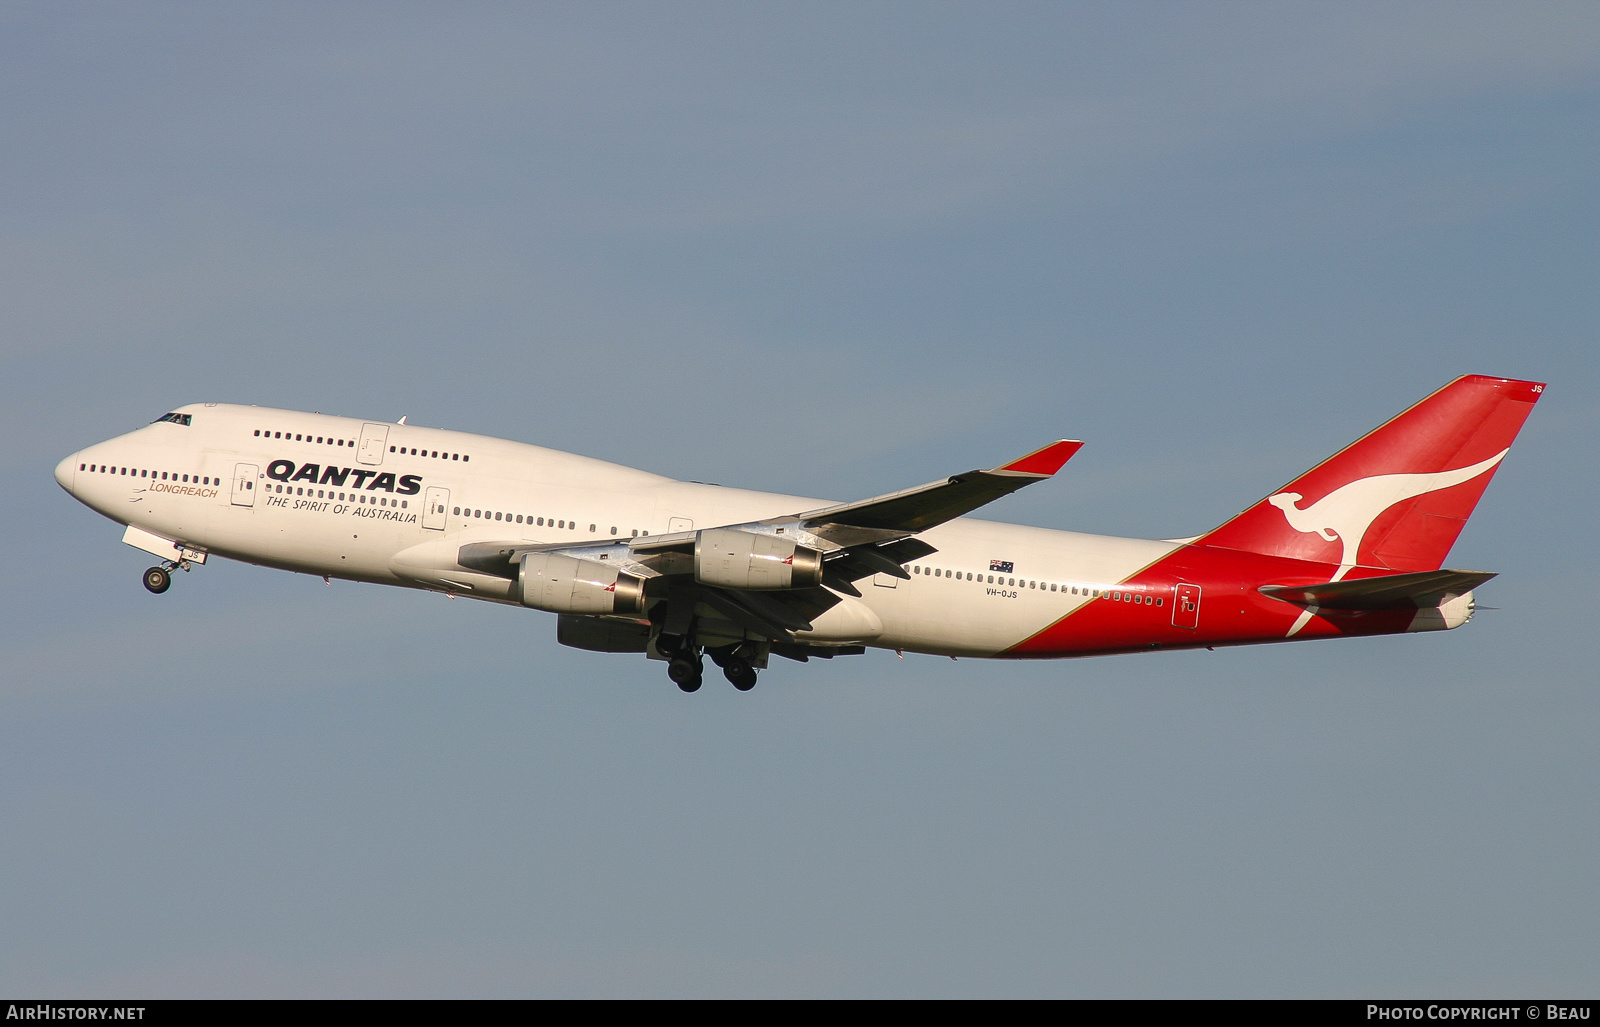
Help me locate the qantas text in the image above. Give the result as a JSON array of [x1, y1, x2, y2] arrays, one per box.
[[266, 460, 421, 494]]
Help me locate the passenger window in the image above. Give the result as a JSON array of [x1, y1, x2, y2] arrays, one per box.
[[589, 524, 596, 532], [453, 507, 460, 515], [495, 512, 502, 521]]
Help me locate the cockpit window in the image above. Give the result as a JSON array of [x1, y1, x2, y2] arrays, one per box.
[[153, 412, 192, 426]]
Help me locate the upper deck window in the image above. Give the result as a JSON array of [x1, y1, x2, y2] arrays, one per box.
[[153, 412, 192, 426]]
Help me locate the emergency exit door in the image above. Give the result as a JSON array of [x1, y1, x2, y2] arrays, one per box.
[[1172, 583, 1201, 629]]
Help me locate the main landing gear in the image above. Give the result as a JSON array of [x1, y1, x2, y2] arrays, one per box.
[[142, 559, 192, 595], [657, 633, 704, 692], [657, 634, 761, 692], [667, 653, 704, 692], [704, 644, 760, 691], [722, 656, 758, 691]]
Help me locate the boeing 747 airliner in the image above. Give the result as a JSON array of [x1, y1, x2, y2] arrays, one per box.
[[54, 375, 1542, 691]]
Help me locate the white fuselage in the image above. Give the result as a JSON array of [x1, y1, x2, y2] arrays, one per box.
[[55, 403, 1178, 657]]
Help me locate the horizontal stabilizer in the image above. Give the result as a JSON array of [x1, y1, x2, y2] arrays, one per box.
[[1260, 568, 1496, 610]]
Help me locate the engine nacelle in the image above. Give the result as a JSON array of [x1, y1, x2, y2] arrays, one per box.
[[519, 552, 646, 615], [694, 528, 825, 590], [556, 614, 651, 653]]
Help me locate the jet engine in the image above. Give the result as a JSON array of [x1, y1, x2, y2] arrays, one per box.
[[694, 528, 824, 590], [519, 552, 646, 615], [557, 614, 651, 653]]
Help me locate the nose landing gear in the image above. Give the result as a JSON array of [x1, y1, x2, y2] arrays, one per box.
[[141, 558, 193, 595]]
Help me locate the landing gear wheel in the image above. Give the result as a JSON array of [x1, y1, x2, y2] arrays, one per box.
[[142, 566, 171, 594], [668, 654, 703, 693], [723, 658, 757, 691]]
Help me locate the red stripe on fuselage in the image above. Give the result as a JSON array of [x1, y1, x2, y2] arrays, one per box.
[[1001, 545, 1418, 658]]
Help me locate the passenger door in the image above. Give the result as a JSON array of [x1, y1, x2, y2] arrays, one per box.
[[358, 423, 389, 466], [231, 463, 258, 507], [423, 487, 450, 531]]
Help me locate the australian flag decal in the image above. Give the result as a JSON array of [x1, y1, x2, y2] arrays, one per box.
[[990, 560, 1014, 573]]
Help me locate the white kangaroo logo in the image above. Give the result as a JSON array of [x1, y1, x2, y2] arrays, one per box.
[[1267, 449, 1508, 578]]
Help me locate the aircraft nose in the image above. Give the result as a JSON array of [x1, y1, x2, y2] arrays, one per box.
[[55, 453, 78, 492]]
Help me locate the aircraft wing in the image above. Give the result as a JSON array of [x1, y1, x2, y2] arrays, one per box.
[[629, 439, 1083, 555], [789, 439, 1083, 543], [459, 439, 1082, 643]]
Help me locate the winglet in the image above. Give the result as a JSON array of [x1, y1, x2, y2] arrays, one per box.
[[993, 440, 1083, 477]]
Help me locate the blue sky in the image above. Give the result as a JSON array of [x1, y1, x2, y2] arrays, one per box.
[[2, 1, 1597, 996]]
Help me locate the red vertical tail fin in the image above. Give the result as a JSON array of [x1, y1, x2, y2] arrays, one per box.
[[1198, 375, 1543, 573]]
